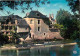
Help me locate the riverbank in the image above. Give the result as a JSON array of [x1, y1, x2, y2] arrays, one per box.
[[0, 42, 77, 50]]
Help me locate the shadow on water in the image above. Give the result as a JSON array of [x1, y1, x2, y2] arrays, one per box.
[[0, 44, 80, 56]]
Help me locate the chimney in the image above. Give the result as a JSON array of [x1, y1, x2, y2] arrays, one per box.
[[26, 12, 29, 16]]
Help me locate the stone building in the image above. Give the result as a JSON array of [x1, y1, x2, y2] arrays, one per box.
[[49, 14, 56, 28], [0, 15, 22, 40], [0, 11, 63, 41], [24, 11, 63, 40], [17, 19, 30, 40]]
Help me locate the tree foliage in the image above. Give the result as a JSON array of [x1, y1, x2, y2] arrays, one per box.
[[10, 31, 21, 43], [0, 33, 9, 45], [56, 9, 71, 25], [66, 0, 79, 13], [0, 0, 50, 14], [66, 0, 80, 40], [53, 24, 63, 30], [56, 9, 80, 40]]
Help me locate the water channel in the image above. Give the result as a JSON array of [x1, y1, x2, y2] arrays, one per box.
[[0, 43, 80, 56]]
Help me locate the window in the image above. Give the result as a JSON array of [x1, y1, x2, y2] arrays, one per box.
[[38, 27, 40, 31], [44, 33, 45, 35], [6, 32, 8, 34], [30, 20, 33, 24], [36, 13, 40, 16], [1, 26, 4, 30], [29, 33, 31, 38], [9, 26, 12, 30], [5, 26, 8, 30], [38, 20, 40, 24]]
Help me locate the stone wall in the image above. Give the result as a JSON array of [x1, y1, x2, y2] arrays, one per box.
[[24, 18, 63, 40], [24, 18, 50, 40]]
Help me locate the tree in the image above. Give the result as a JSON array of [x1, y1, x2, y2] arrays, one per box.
[[60, 18, 79, 39], [53, 24, 63, 30], [56, 9, 72, 39], [10, 31, 21, 44], [70, 16, 80, 39], [66, 0, 79, 14], [66, 0, 80, 40], [56, 9, 71, 25], [56, 9, 79, 39], [0, 33, 9, 45], [0, 0, 50, 15]]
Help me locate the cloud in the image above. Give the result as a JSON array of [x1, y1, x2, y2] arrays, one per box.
[[53, 3, 63, 8], [53, 4, 58, 7]]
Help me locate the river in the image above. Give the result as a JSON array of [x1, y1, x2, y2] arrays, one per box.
[[0, 43, 80, 56]]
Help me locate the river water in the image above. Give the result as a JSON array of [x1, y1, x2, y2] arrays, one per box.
[[0, 44, 80, 56]]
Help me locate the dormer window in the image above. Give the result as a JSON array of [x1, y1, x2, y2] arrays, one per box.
[[36, 13, 40, 17]]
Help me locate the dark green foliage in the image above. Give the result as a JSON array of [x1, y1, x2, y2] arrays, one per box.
[[66, 0, 80, 40], [66, 0, 79, 13], [0, 33, 9, 45], [61, 17, 80, 40], [56, 9, 80, 40], [60, 27, 69, 39], [56, 9, 71, 24], [70, 18, 80, 39], [10, 32, 20, 44]]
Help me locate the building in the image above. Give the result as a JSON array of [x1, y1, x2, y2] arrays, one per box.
[[17, 19, 30, 40], [0, 15, 22, 40], [24, 11, 63, 40], [0, 11, 63, 41], [49, 14, 56, 28]]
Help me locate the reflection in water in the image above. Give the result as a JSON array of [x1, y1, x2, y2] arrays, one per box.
[[50, 51, 56, 56], [72, 45, 80, 56], [0, 50, 17, 56], [0, 45, 80, 56]]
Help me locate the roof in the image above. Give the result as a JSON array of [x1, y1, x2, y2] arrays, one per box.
[[0, 15, 22, 23], [0, 15, 22, 22], [17, 19, 29, 28], [17, 19, 31, 33], [26, 11, 48, 19]]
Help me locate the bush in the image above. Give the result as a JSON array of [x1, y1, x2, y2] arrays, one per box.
[[0, 33, 9, 45]]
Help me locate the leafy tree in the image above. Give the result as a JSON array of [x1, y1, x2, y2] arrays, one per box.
[[56, 9, 71, 24], [56, 9, 79, 40], [70, 16, 80, 39], [66, 0, 79, 14], [53, 24, 63, 30], [66, 0, 80, 40]]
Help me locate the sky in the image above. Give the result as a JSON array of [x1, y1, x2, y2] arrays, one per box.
[[0, 0, 73, 19]]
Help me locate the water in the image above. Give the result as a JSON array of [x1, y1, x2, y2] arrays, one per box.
[[0, 44, 80, 56]]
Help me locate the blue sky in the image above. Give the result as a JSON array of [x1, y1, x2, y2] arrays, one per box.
[[0, 0, 73, 19]]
